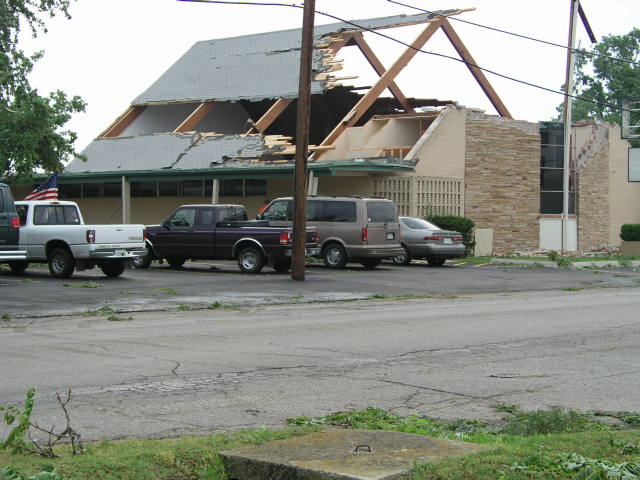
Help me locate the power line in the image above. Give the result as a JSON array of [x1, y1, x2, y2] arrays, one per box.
[[387, 0, 640, 67], [177, 0, 633, 114]]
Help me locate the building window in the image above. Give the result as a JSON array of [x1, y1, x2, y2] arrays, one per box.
[[131, 181, 157, 198], [59, 184, 81, 198], [539, 122, 575, 214], [245, 179, 266, 195], [159, 181, 180, 197], [103, 182, 122, 197], [630, 148, 640, 182], [82, 183, 101, 198], [181, 180, 203, 196], [221, 179, 243, 196]]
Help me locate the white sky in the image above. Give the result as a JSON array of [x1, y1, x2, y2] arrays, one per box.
[[19, 0, 640, 152]]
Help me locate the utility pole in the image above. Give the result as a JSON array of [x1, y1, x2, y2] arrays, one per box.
[[291, 0, 315, 281], [561, 0, 579, 254]]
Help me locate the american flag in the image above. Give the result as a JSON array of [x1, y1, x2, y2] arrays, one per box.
[[24, 172, 58, 201]]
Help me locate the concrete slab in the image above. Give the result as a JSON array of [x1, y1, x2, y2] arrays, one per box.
[[490, 258, 558, 268], [219, 429, 486, 480], [569, 261, 621, 270]]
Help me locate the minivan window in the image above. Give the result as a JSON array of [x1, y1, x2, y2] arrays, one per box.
[[324, 201, 356, 222], [263, 200, 290, 221], [366, 202, 397, 223], [307, 200, 324, 221]]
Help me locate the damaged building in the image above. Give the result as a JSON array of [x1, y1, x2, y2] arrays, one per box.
[[14, 10, 639, 253]]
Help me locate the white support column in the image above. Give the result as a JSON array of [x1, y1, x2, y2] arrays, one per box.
[[121, 176, 131, 224], [211, 178, 220, 204], [308, 170, 318, 195]]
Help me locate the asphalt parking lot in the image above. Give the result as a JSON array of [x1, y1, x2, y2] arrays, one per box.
[[2, 259, 639, 317]]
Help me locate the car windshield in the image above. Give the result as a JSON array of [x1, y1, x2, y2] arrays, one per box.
[[401, 217, 440, 230]]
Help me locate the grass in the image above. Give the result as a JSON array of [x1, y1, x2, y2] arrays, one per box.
[[106, 315, 133, 322], [84, 306, 114, 316], [1, 407, 639, 479]]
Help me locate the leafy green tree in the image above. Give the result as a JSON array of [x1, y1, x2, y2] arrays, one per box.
[[0, 0, 85, 180], [562, 28, 640, 125]]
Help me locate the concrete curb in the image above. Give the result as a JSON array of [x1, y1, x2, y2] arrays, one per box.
[[490, 258, 558, 269], [569, 261, 621, 270]]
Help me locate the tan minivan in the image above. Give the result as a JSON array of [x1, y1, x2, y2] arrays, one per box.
[[257, 196, 403, 269]]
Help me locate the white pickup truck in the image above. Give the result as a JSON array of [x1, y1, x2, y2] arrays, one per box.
[[13, 200, 146, 278]]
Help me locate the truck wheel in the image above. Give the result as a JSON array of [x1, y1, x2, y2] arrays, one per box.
[[323, 243, 347, 269], [392, 245, 412, 266], [272, 259, 292, 273], [48, 248, 76, 279], [165, 256, 186, 268], [360, 258, 380, 269], [100, 262, 126, 278], [133, 250, 153, 269], [427, 257, 446, 267], [237, 247, 265, 274], [8, 261, 29, 273]]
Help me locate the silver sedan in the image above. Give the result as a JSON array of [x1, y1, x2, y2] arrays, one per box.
[[393, 217, 465, 266]]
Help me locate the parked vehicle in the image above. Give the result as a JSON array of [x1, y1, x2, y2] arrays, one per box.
[[393, 216, 465, 266], [257, 196, 403, 269], [0, 183, 27, 266], [13, 200, 146, 278], [136, 204, 320, 274]]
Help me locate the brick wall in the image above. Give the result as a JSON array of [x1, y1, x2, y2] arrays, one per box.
[[465, 113, 540, 253], [577, 141, 610, 251]]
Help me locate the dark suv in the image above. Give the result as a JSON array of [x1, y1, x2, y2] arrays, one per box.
[[0, 183, 27, 266], [258, 196, 403, 269]]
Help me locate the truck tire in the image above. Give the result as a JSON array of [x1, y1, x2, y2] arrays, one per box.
[[165, 256, 186, 268], [392, 245, 412, 266], [100, 262, 126, 278], [427, 257, 446, 266], [323, 243, 347, 269], [237, 247, 265, 274], [8, 261, 29, 273], [133, 249, 153, 269], [48, 248, 76, 279], [272, 259, 292, 273], [360, 258, 380, 269]]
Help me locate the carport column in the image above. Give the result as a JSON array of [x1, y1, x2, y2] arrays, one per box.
[[121, 176, 131, 224], [211, 178, 220, 204], [308, 170, 318, 195]]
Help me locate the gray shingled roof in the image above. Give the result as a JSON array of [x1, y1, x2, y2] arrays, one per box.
[[67, 134, 270, 173], [133, 11, 455, 104]]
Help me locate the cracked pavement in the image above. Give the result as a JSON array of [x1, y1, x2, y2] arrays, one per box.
[[1, 282, 639, 441]]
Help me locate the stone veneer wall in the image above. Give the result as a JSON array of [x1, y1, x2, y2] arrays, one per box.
[[465, 112, 540, 253], [577, 141, 610, 251]]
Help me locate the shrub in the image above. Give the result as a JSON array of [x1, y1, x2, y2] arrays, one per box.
[[425, 215, 476, 255], [620, 224, 640, 241]]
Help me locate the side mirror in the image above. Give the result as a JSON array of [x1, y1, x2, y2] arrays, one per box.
[[162, 220, 171, 230], [256, 213, 264, 220]]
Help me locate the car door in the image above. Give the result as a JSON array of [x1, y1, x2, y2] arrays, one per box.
[[192, 207, 216, 258], [365, 200, 400, 249], [214, 206, 249, 258], [153, 207, 198, 257]]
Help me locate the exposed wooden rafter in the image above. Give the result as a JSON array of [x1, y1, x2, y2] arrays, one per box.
[[350, 32, 415, 113], [440, 18, 512, 119], [174, 102, 215, 133], [314, 19, 443, 159], [246, 98, 294, 134], [100, 106, 145, 138]]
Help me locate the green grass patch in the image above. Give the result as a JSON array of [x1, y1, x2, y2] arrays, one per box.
[[84, 306, 114, 316], [106, 315, 133, 322]]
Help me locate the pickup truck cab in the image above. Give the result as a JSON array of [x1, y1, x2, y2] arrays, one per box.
[[0, 183, 27, 266], [138, 204, 319, 274], [14, 200, 146, 278]]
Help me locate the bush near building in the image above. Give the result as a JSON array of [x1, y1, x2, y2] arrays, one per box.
[[425, 215, 476, 255], [620, 224, 640, 241]]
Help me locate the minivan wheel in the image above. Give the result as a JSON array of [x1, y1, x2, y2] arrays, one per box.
[[238, 247, 265, 274], [8, 261, 29, 273], [392, 245, 411, 266], [360, 258, 380, 269], [48, 248, 76, 279], [427, 257, 446, 267], [323, 243, 347, 269]]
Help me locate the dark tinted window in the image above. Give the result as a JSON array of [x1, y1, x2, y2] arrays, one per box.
[[245, 179, 266, 195], [83, 183, 101, 197], [16, 204, 28, 226], [103, 182, 121, 197], [59, 184, 81, 199], [221, 179, 243, 196], [366, 201, 396, 222], [33, 205, 80, 225], [541, 145, 564, 168], [324, 201, 356, 222], [159, 181, 179, 197], [219, 207, 248, 222], [199, 208, 215, 225], [131, 182, 157, 198], [540, 169, 563, 191], [307, 200, 324, 221], [182, 180, 203, 197], [540, 192, 575, 214]]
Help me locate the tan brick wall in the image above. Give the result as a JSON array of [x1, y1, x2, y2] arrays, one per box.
[[577, 142, 610, 251], [465, 114, 540, 252]]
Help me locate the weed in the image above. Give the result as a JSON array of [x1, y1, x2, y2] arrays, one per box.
[[563, 287, 584, 291], [370, 293, 390, 299], [19, 279, 33, 283], [176, 304, 193, 311], [499, 406, 609, 436], [1, 313, 9, 320], [598, 411, 640, 428], [63, 282, 102, 289], [614, 273, 630, 277], [152, 288, 177, 295], [210, 301, 223, 309], [106, 315, 133, 322], [0, 465, 64, 479], [84, 306, 114, 316]]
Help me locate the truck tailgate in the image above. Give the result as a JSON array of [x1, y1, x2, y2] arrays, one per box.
[[92, 225, 144, 245]]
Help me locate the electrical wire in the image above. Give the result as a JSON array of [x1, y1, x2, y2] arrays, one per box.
[[387, 0, 640, 67], [177, 0, 633, 114]]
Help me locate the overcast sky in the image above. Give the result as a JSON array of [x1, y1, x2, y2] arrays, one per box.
[[19, 0, 640, 152]]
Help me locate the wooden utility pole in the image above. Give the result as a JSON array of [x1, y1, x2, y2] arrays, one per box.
[[291, 0, 315, 281]]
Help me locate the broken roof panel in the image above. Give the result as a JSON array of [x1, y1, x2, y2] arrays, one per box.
[[133, 11, 458, 105], [66, 134, 271, 173]]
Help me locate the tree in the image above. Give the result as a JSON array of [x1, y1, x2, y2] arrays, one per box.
[[562, 28, 640, 125], [0, 0, 86, 180]]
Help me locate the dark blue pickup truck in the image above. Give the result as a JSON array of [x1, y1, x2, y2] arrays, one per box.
[[135, 204, 319, 274]]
